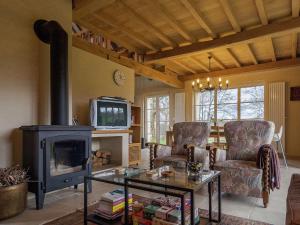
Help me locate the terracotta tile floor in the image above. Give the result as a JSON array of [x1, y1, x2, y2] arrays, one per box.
[[0, 159, 299, 225]]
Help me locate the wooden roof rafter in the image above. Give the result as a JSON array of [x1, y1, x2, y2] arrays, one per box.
[[245, 44, 258, 65], [254, 0, 268, 25], [226, 48, 241, 67], [179, 0, 216, 38], [267, 37, 276, 62], [172, 60, 197, 74], [219, 0, 241, 33]]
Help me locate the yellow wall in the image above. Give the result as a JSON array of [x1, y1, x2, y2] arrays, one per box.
[[0, 0, 71, 167], [72, 47, 135, 125], [185, 66, 300, 157]]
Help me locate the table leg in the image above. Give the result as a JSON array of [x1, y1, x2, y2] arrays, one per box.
[[124, 179, 129, 225], [208, 181, 212, 222], [84, 177, 88, 225], [181, 195, 185, 225], [218, 175, 221, 222], [190, 190, 195, 225]]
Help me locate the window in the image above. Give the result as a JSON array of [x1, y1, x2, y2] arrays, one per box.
[[194, 85, 264, 122], [145, 95, 169, 144]]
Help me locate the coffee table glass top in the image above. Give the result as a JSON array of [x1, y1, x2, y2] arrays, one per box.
[[127, 166, 220, 191], [90, 166, 219, 191]]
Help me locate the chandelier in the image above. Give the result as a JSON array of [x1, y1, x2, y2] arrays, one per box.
[[192, 56, 229, 91]]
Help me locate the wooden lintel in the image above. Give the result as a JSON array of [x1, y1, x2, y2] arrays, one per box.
[[72, 36, 184, 88], [144, 17, 300, 63], [179, 58, 300, 81]]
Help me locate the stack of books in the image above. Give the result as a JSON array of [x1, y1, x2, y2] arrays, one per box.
[[94, 189, 132, 220]]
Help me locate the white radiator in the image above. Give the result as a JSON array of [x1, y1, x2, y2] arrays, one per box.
[[269, 82, 286, 148]]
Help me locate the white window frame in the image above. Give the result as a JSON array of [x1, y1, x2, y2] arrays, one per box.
[[194, 84, 265, 122], [144, 94, 170, 144]]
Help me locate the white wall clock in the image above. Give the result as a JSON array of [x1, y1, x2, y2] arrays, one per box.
[[113, 70, 126, 86]]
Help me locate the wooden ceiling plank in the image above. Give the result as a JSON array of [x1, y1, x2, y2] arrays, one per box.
[[189, 57, 210, 72], [208, 52, 226, 69], [119, 0, 176, 47], [72, 36, 183, 88], [73, 0, 115, 20], [267, 37, 276, 62], [292, 0, 300, 18], [76, 19, 138, 52], [151, 0, 195, 42], [246, 44, 258, 64], [93, 14, 158, 51], [291, 33, 298, 58], [179, 0, 216, 38], [226, 48, 241, 67], [179, 58, 300, 81], [255, 0, 268, 25], [172, 60, 197, 73], [144, 17, 300, 63], [219, 0, 241, 32]]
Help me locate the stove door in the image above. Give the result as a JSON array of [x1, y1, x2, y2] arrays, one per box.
[[44, 135, 90, 191]]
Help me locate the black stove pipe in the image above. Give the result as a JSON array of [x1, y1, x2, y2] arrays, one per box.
[[34, 20, 69, 125]]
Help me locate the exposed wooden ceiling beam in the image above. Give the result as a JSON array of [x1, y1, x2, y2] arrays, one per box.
[[179, 0, 216, 38], [151, 0, 195, 42], [267, 37, 276, 61], [172, 60, 197, 74], [189, 57, 209, 72], [208, 52, 226, 69], [246, 44, 258, 64], [219, 0, 241, 32], [254, 0, 268, 25], [291, 33, 298, 58], [144, 17, 300, 63], [76, 19, 138, 52], [179, 58, 300, 81], [119, 0, 176, 48], [72, 36, 184, 88], [73, 0, 115, 20], [226, 49, 241, 67], [292, 0, 300, 18], [93, 14, 158, 51]]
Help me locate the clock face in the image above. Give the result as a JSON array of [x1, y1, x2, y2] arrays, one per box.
[[113, 70, 126, 86]]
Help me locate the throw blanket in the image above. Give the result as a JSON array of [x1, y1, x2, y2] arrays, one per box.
[[256, 144, 280, 191]]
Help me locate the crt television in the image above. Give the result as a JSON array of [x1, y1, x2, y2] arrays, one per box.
[[90, 97, 131, 129]]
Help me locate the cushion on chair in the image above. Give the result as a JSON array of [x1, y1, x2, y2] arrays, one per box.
[[173, 122, 210, 155], [154, 155, 187, 169], [214, 160, 263, 198], [224, 121, 275, 161]]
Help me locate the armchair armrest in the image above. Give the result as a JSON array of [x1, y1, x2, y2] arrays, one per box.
[[145, 142, 172, 169], [208, 146, 227, 170]]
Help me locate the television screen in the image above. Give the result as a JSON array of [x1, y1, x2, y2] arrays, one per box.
[[97, 101, 128, 127]]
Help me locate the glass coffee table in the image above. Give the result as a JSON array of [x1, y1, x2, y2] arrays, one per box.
[[84, 166, 221, 225]]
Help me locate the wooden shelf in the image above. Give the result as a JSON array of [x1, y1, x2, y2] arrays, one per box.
[[92, 129, 132, 135]]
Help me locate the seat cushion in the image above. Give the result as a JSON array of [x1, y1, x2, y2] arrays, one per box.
[[214, 160, 262, 198], [154, 155, 187, 169]]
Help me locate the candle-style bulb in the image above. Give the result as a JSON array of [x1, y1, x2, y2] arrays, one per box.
[[226, 80, 229, 84], [197, 79, 200, 84], [219, 77, 222, 82], [200, 83, 203, 88], [207, 77, 210, 82], [192, 81, 195, 87], [209, 84, 212, 88]]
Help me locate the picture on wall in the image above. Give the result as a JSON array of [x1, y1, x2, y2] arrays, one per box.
[[290, 86, 300, 101]]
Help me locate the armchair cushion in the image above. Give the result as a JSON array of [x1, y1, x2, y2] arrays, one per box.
[[154, 155, 187, 169], [214, 160, 262, 198]]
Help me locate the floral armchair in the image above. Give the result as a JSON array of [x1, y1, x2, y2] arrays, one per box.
[[147, 122, 210, 169], [209, 120, 275, 208]]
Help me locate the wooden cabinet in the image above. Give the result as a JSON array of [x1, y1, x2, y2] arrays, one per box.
[[129, 106, 141, 165]]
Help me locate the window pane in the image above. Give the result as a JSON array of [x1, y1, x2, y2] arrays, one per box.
[[241, 102, 264, 119], [241, 86, 264, 102], [217, 89, 238, 104], [195, 105, 214, 121], [217, 104, 238, 120], [159, 122, 169, 137], [146, 110, 156, 123], [195, 91, 214, 106], [146, 97, 156, 109], [160, 135, 167, 145], [159, 96, 169, 109], [146, 122, 156, 142], [159, 109, 169, 121]]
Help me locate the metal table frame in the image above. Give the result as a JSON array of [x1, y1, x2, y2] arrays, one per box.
[[83, 171, 221, 225]]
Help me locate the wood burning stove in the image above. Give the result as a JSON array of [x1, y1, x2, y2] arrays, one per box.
[[20, 20, 92, 209]]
